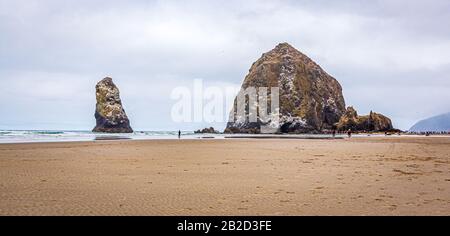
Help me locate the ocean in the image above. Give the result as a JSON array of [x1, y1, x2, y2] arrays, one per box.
[[0, 130, 206, 143], [0, 130, 401, 143]]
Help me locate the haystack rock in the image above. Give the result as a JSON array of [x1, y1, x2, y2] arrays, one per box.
[[225, 43, 346, 133], [225, 43, 395, 134], [92, 77, 133, 133], [336, 107, 393, 132]]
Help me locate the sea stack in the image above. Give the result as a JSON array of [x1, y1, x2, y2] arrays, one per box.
[[92, 77, 133, 133], [225, 43, 346, 133], [336, 107, 393, 132], [225, 42, 394, 134]]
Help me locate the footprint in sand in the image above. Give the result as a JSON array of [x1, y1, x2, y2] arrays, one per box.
[[393, 169, 422, 175], [423, 200, 433, 205], [406, 164, 420, 168], [388, 205, 397, 211]]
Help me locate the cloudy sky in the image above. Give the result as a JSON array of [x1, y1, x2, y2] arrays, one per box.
[[0, 0, 449, 131]]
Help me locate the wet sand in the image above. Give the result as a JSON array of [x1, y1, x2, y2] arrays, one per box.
[[0, 137, 449, 215]]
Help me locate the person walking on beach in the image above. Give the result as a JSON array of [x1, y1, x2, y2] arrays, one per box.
[[332, 129, 336, 138], [347, 129, 352, 138], [178, 130, 181, 139]]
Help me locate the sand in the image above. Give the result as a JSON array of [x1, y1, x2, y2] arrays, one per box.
[[0, 137, 449, 216]]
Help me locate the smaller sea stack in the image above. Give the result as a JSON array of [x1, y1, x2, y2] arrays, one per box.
[[93, 77, 133, 133], [336, 107, 393, 132]]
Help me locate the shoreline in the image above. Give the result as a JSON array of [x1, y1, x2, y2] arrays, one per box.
[[0, 133, 449, 145]]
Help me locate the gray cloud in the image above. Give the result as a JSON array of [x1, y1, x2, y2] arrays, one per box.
[[0, 0, 449, 130]]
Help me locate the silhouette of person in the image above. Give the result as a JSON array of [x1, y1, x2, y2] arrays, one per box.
[[178, 130, 181, 139], [347, 129, 352, 138]]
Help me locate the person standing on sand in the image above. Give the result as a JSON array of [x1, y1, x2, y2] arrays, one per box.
[[178, 130, 181, 139], [347, 129, 352, 138], [332, 129, 336, 138]]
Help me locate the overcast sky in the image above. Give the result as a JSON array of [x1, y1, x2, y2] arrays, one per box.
[[0, 0, 449, 131]]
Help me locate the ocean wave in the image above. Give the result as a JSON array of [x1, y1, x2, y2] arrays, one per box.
[[0, 130, 203, 143], [34, 131, 65, 135]]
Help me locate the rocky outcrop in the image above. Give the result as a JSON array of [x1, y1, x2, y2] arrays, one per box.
[[194, 127, 220, 134], [225, 42, 395, 134], [336, 107, 393, 132], [92, 77, 133, 133], [225, 43, 346, 133]]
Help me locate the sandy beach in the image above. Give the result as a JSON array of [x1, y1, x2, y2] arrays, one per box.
[[0, 137, 449, 216]]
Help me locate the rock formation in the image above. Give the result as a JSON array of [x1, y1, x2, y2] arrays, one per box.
[[225, 43, 394, 134], [92, 77, 133, 133], [225, 43, 346, 133], [336, 107, 393, 132], [194, 127, 220, 134]]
